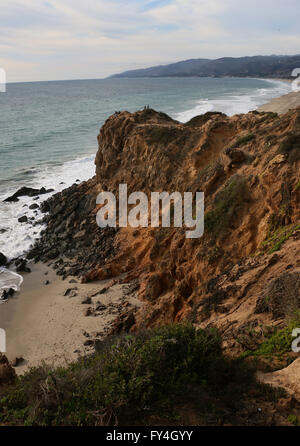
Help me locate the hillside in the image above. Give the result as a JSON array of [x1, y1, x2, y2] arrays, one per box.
[[111, 54, 300, 78], [1, 106, 300, 426]]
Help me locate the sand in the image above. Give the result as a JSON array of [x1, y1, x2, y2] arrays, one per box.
[[258, 90, 300, 114], [0, 262, 142, 374]]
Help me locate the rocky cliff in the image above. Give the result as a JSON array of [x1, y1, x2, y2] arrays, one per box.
[[29, 107, 300, 358]]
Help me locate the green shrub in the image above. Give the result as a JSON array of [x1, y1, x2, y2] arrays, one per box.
[[261, 223, 300, 254], [241, 312, 300, 359], [205, 175, 248, 237], [0, 324, 223, 426], [231, 133, 255, 147], [288, 414, 300, 426]]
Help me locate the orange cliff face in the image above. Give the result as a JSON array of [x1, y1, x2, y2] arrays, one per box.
[[86, 108, 300, 333], [30, 107, 300, 342]]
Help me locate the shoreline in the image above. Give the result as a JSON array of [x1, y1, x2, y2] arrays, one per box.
[[1, 261, 141, 373], [258, 89, 300, 114], [257, 77, 300, 114]]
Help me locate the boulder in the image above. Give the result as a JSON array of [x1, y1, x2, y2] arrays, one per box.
[[4, 186, 54, 202], [18, 215, 28, 223], [0, 252, 7, 267], [29, 203, 39, 210], [15, 259, 31, 273]]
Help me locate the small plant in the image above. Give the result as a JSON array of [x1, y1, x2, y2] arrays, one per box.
[[288, 414, 300, 426], [231, 133, 255, 148], [241, 312, 300, 359], [261, 223, 300, 254], [205, 175, 249, 237]]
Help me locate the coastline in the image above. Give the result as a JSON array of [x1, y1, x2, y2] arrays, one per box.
[[1, 262, 141, 373], [1, 80, 299, 374], [258, 89, 300, 114]]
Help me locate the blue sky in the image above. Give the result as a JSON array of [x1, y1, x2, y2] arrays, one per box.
[[0, 0, 299, 82]]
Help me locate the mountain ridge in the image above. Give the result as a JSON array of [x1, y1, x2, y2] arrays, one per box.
[[110, 54, 300, 79]]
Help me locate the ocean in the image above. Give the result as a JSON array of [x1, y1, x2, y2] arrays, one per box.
[[0, 76, 291, 265]]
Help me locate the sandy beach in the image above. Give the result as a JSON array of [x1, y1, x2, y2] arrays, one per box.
[[258, 89, 300, 114], [1, 262, 142, 373]]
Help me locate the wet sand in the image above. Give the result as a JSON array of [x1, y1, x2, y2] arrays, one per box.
[[1, 262, 141, 373], [258, 90, 300, 114]]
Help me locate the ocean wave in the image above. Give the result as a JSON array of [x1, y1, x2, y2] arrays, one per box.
[[175, 79, 291, 123], [0, 268, 23, 303], [0, 154, 96, 260]]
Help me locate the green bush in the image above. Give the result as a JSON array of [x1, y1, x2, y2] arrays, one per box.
[[232, 133, 255, 147], [261, 223, 300, 254], [205, 175, 248, 237], [241, 312, 300, 359], [0, 324, 223, 426]]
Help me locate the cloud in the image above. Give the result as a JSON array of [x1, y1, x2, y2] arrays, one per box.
[[1, 0, 299, 81]]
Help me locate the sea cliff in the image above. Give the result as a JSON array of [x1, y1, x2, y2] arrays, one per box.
[[1, 105, 300, 425]]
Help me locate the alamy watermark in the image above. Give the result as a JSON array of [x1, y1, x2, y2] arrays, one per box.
[[96, 185, 204, 239], [0, 68, 6, 93], [292, 328, 300, 353], [0, 329, 6, 353], [291, 68, 300, 92]]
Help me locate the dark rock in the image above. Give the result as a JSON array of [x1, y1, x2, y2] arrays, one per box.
[[69, 279, 78, 284], [64, 287, 78, 297], [0, 252, 7, 267], [83, 340, 94, 346], [4, 186, 54, 202], [29, 203, 39, 210], [15, 259, 31, 273], [18, 216, 28, 223], [0, 288, 15, 300], [110, 311, 136, 335], [84, 307, 93, 316], [225, 147, 247, 165], [95, 304, 107, 312], [81, 297, 92, 305], [0, 354, 16, 385], [11, 357, 24, 367], [44, 280, 50, 285]]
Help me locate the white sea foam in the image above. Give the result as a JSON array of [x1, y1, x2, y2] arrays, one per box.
[[0, 268, 23, 303], [0, 154, 96, 260], [175, 79, 291, 123]]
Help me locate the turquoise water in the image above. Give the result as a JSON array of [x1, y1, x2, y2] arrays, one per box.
[[0, 76, 291, 259]]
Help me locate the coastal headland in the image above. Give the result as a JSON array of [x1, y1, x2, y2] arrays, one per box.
[[0, 92, 299, 425]]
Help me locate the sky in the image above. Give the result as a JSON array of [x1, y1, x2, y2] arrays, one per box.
[[1, 0, 300, 82]]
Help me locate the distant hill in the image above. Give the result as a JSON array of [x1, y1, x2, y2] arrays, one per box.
[[111, 55, 300, 79]]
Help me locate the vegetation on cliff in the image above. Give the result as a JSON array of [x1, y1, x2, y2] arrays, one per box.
[[22, 105, 300, 424], [0, 324, 287, 426]]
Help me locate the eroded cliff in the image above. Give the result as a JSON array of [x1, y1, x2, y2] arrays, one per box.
[[29, 107, 300, 356]]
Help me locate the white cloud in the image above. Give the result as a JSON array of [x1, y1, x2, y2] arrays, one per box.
[[0, 0, 299, 82]]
